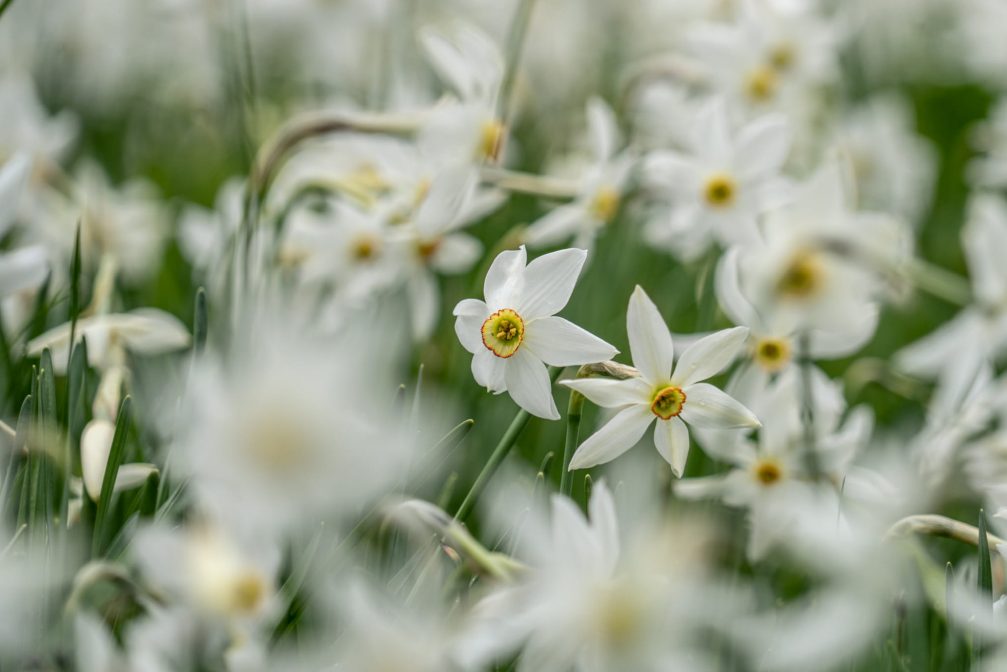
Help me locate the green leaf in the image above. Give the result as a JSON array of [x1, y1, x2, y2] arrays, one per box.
[[139, 471, 160, 518], [68, 221, 83, 349], [974, 510, 992, 668], [92, 396, 132, 557]]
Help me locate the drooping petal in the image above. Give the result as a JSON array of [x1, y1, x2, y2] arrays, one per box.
[[653, 418, 691, 476], [680, 382, 761, 429], [561, 376, 651, 409], [672, 326, 749, 386], [568, 404, 653, 470], [81, 419, 115, 501], [516, 248, 587, 319], [484, 246, 527, 310], [503, 349, 559, 420], [522, 316, 617, 367], [472, 349, 507, 393], [627, 285, 674, 384], [734, 114, 791, 181]]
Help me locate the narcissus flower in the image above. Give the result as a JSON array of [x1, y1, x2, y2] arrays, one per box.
[[563, 286, 760, 474], [454, 246, 617, 420]]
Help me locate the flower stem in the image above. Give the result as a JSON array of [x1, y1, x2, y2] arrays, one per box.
[[798, 333, 821, 480], [455, 367, 561, 521], [561, 389, 584, 497]]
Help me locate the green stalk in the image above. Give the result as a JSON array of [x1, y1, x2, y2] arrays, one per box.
[[92, 397, 132, 557], [561, 389, 584, 496], [497, 0, 538, 124], [454, 408, 532, 522], [798, 333, 821, 480]]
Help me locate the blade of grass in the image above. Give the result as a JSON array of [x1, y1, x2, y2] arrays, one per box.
[[92, 396, 132, 557]]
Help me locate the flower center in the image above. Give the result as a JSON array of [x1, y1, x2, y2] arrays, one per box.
[[769, 43, 796, 71], [481, 308, 525, 358], [351, 234, 381, 261], [752, 458, 784, 486], [478, 119, 506, 161], [416, 238, 441, 262], [745, 65, 778, 102], [650, 386, 686, 420], [753, 337, 791, 373], [703, 173, 737, 208], [589, 186, 621, 222], [776, 250, 824, 299], [228, 571, 268, 615]]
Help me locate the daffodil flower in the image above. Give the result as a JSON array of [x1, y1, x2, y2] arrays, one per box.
[[563, 286, 760, 475], [454, 245, 617, 420]]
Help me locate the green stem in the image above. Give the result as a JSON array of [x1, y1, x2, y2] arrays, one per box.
[[497, 0, 538, 124], [798, 333, 821, 480], [455, 367, 561, 521], [561, 390, 584, 496], [903, 258, 972, 307]]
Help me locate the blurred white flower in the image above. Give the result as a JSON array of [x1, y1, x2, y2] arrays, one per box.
[[79, 418, 157, 502], [0, 153, 48, 299], [643, 98, 791, 247], [454, 245, 617, 420], [524, 98, 635, 249], [563, 285, 759, 474]]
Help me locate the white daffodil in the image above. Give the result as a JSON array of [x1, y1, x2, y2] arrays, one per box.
[[0, 153, 49, 299], [896, 193, 1007, 381], [524, 98, 636, 249], [177, 177, 243, 273], [563, 286, 760, 474], [728, 162, 902, 334], [417, 23, 506, 167], [393, 165, 503, 341], [453, 245, 617, 420], [643, 97, 791, 247]]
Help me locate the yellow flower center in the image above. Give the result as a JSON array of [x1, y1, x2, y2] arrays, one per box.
[[481, 308, 525, 358], [769, 43, 796, 71], [351, 234, 381, 261], [478, 119, 506, 161], [651, 385, 686, 420], [752, 458, 784, 486], [745, 65, 778, 102], [589, 186, 621, 222], [703, 173, 737, 208], [595, 583, 645, 650], [753, 337, 791, 373], [228, 571, 268, 615], [776, 250, 824, 299], [416, 238, 441, 262], [245, 411, 314, 473]]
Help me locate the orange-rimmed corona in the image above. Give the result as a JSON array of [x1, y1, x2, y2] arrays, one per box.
[[481, 308, 525, 358], [650, 385, 686, 420]]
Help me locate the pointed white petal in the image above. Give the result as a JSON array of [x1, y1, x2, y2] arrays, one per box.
[[0, 245, 49, 297], [454, 298, 489, 354], [414, 166, 477, 237], [568, 404, 653, 470], [81, 419, 115, 501], [561, 376, 651, 408], [484, 246, 527, 310], [680, 383, 761, 429], [430, 234, 482, 275], [674, 473, 730, 500], [523, 205, 583, 247], [654, 418, 691, 476], [734, 114, 791, 181], [516, 248, 587, 318], [627, 285, 674, 383], [587, 97, 620, 161], [587, 480, 620, 573], [523, 316, 617, 367], [672, 326, 749, 386], [472, 349, 507, 393], [114, 464, 158, 492], [715, 247, 762, 329], [504, 350, 559, 420]]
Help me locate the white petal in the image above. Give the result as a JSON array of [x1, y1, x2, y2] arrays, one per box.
[[408, 270, 440, 341], [0, 246, 49, 297], [674, 473, 730, 500], [734, 114, 791, 181], [523, 205, 583, 247], [587, 97, 620, 161], [0, 153, 30, 236], [522, 316, 617, 367], [516, 248, 586, 318], [472, 349, 506, 393], [672, 326, 749, 386], [114, 464, 158, 492], [561, 376, 651, 408], [81, 419, 115, 501], [568, 404, 653, 470], [715, 247, 762, 329], [654, 418, 691, 477], [627, 285, 674, 384], [414, 166, 477, 237], [484, 246, 527, 310], [430, 234, 482, 275], [454, 298, 489, 354], [694, 97, 732, 162], [503, 349, 559, 420], [587, 480, 620, 573], [680, 383, 761, 429]]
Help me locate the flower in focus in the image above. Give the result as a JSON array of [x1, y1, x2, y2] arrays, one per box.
[[563, 285, 760, 474], [454, 245, 617, 419]]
